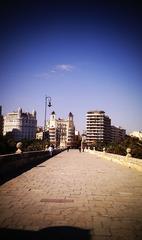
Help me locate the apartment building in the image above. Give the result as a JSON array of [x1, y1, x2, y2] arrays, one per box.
[[86, 110, 111, 146], [4, 108, 37, 140], [111, 126, 126, 143]]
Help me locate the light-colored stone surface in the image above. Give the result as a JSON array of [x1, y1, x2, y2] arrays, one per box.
[[86, 149, 142, 172], [0, 150, 142, 239]]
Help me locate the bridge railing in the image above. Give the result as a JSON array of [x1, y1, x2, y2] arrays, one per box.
[[0, 148, 65, 183], [85, 148, 142, 172]]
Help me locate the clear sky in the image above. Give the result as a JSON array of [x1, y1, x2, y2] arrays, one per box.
[[0, 0, 142, 134]]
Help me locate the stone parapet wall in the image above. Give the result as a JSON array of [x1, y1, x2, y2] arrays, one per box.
[[0, 149, 64, 181], [85, 149, 142, 172]]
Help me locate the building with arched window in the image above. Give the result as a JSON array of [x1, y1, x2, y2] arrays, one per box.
[[4, 108, 37, 140], [46, 111, 75, 148]]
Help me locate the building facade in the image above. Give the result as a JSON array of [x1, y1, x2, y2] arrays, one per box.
[[111, 126, 126, 143], [129, 131, 142, 141], [74, 130, 81, 148], [46, 111, 75, 147], [4, 108, 37, 140], [0, 106, 4, 136], [86, 111, 111, 146]]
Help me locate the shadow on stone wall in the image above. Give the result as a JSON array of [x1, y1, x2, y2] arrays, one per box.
[[0, 226, 91, 240], [0, 150, 63, 185], [0, 157, 46, 185]]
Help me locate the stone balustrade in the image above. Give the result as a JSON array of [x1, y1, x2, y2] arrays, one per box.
[[85, 148, 142, 172], [0, 149, 64, 183]]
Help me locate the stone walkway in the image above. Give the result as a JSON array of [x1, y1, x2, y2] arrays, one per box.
[[0, 150, 142, 240]]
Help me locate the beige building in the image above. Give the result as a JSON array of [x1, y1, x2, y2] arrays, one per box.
[[36, 131, 44, 140], [86, 110, 111, 146], [46, 111, 75, 148], [4, 108, 37, 140], [129, 131, 142, 141]]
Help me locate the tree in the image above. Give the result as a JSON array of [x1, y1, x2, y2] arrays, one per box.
[[106, 135, 142, 159]]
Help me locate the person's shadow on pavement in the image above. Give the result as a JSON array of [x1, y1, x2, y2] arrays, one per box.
[[0, 226, 91, 240]]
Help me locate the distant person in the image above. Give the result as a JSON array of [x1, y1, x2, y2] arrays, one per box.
[[48, 145, 53, 157], [51, 144, 54, 149], [78, 146, 81, 152], [67, 146, 70, 152]]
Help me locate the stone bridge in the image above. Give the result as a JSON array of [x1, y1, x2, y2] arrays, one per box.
[[0, 150, 142, 240]]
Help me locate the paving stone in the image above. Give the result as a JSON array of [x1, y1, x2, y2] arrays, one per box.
[[0, 150, 142, 240]]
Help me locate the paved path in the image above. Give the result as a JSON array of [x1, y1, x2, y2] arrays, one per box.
[[0, 150, 142, 240]]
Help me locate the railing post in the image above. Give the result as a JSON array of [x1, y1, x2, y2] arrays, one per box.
[[126, 148, 132, 159], [16, 142, 23, 154]]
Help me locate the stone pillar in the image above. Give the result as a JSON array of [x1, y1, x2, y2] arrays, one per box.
[[103, 147, 106, 153], [16, 142, 23, 154], [126, 148, 132, 158], [45, 145, 48, 151]]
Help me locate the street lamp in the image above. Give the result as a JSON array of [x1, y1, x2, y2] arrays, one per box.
[[43, 96, 52, 142]]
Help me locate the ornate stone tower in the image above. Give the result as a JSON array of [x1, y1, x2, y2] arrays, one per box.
[[49, 111, 56, 128], [67, 112, 75, 147]]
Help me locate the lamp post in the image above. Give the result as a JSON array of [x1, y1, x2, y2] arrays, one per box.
[[43, 96, 52, 143]]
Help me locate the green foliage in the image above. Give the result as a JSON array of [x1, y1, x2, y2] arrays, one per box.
[[106, 144, 126, 156], [87, 135, 142, 159], [106, 135, 142, 159], [0, 136, 49, 155], [90, 141, 104, 151], [0, 135, 16, 154], [22, 139, 49, 151]]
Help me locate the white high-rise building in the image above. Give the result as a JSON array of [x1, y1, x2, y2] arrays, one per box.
[[4, 108, 37, 140], [86, 110, 111, 146]]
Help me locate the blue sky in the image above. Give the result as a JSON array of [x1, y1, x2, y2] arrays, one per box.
[[0, 0, 142, 133]]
